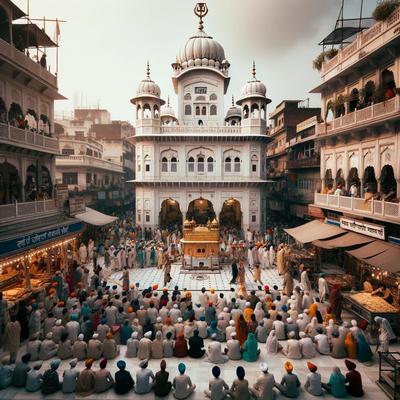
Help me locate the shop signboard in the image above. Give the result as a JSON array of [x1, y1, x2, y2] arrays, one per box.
[[55, 184, 69, 206], [340, 217, 385, 240], [0, 221, 83, 257], [69, 197, 86, 216]]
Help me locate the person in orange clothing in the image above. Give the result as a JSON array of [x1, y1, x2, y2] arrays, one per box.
[[323, 307, 334, 325], [344, 332, 357, 359], [243, 302, 253, 322], [309, 301, 318, 320], [235, 314, 248, 347]]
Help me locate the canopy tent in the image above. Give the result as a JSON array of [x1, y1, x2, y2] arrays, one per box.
[[12, 23, 57, 48], [284, 220, 344, 244], [313, 231, 374, 250], [75, 207, 118, 226], [346, 240, 390, 260]]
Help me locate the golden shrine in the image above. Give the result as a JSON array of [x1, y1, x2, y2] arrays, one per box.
[[181, 217, 220, 270]]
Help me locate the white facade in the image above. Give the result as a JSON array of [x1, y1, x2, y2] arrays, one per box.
[[130, 5, 271, 231]]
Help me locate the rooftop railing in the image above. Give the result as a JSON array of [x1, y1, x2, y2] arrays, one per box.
[[56, 155, 124, 173]]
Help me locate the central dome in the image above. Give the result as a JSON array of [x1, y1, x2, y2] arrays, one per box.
[[177, 30, 227, 69]]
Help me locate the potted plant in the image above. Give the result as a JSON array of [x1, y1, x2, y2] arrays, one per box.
[[372, 0, 399, 21], [312, 49, 339, 71]]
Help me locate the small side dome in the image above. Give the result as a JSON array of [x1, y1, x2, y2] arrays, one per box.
[[225, 95, 242, 122], [237, 62, 271, 105], [160, 96, 176, 118], [130, 62, 165, 105]]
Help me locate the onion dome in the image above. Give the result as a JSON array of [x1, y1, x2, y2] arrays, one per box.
[[225, 95, 242, 121], [236, 62, 271, 105], [210, 218, 219, 229], [130, 62, 165, 105], [172, 4, 230, 93], [160, 96, 176, 118]]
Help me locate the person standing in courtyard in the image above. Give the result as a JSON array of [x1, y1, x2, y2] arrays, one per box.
[[238, 261, 246, 286], [230, 260, 238, 284]]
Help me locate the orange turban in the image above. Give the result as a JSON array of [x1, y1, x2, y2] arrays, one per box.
[[284, 361, 293, 373], [85, 358, 93, 368], [307, 362, 317, 372], [127, 307, 133, 313], [106, 332, 113, 339]]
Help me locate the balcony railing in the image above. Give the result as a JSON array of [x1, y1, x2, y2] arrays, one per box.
[[317, 96, 399, 137], [320, 7, 400, 79], [0, 122, 59, 154], [287, 154, 320, 169], [56, 155, 124, 173], [314, 193, 400, 222], [0, 199, 59, 224], [160, 126, 242, 134], [0, 38, 57, 87], [288, 188, 314, 203]]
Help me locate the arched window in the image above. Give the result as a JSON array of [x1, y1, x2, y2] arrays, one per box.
[[325, 101, 334, 122], [261, 105, 266, 120], [136, 104, 142, 119], [188, 156, 195, 173], [198, 120, 203, 126], [251, 155, 258, 173], [210, 93, 217, 101], [197, 156, 205, 173], [201, 106, 207, 115], [161, 156, 168, 172], [195, 106, 200, 116], [185, 104, 192, 115], [382, 69, 396, 99], [207, 156, 214, 172], [251, 103, 259, 118], [171, 156, 177, 172], [184, 93, 192, 100], [243, 105, 249, 119], [225, 157, 232, 173], [349, 88, 359, 112], [154, 104, 159, 119], [210, 105, 217, 115], [144, 155, 151, 172], [234, 156, 241, 172], [143, 104, 151, 119], [363, 81, 375, 106]]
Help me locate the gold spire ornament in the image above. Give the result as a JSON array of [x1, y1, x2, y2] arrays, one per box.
[[194, 3, 208, 31]]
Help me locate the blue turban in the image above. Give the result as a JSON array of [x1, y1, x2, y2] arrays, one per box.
[[212, 366, 221, 378], [200, 315, 205, 321], [31, 303, 38, 310], [211, 320, 217, 329], [178, 363, 186, 374], [281, 305, 288, 312], [71, 314, 78, 321], [50, 359, 61, 369], [117, 360, 126, 370], [236, 366, 245, 379], [101, 318, 107, 325]]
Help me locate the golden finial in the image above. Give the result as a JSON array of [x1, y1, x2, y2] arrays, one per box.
[[146, 61, 150, 79], [252, 61, 256, 79], [194, 3, 208, 31]]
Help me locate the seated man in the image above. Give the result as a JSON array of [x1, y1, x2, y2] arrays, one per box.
[[275, 361, 301, 398], [173, 363, 196, 399], [304, 362, 323, 396], [206, 334, 229, 364], [282, 331, 302, 360], [188, 329, 205, 358], [94, 358, 114, 393], [204, 366, 229, 400]]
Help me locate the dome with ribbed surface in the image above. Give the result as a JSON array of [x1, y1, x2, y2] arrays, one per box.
[[225, 95, 241, 121], [237, 62, 271, 105], [131, 62, 165, 105], [161, 97, 176, 118]]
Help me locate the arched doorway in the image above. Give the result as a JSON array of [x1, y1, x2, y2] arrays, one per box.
[[380, 164, 397, 200], [219, 198, 242, 229], [0, 161, 22, 204], [362, 166, 377, 195], [347, 167, 360, 192], [186, 197, 216, 225], [25, 164, 38, 201], [159, 198, 183, 230], [335, 168, 345, 187]]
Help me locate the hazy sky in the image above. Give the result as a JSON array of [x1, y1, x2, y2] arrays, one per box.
[[14, 0, 377, 123]]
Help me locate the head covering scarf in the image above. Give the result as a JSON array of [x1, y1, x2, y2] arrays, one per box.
[[178, 363, 186, 374], [266, 330, 278, 354], [117, 360, 126, 370], [284, 361, 293, 373]]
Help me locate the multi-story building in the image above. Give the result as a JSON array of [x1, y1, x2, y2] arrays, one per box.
[[55, 109, 125, 212], [286, 115, 321, 220], [0, 1, 83, 297], [266, 100, 320, 221], [130, 5, 271, 232], [312, 5, 400, 243], [90, 120, 135, 213]]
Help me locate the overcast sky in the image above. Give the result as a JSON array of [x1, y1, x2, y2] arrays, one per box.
[[14, 0, 377, 123]]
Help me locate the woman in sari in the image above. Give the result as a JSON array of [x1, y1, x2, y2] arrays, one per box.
[[344, 332, 357, 359], [235, 314, 248, 347]]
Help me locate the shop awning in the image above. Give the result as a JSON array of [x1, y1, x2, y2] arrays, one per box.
[[75, 207, 118, 226], [284, 220, 344, 244], [313, 232, 374, 249], [346, 240, 390, 259], [360, 243, 400, 273]]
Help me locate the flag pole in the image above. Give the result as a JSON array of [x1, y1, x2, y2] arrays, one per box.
[[56, 18, 59, 76]]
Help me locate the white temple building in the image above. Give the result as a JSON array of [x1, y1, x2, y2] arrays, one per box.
[[130, 4, 271, 232]]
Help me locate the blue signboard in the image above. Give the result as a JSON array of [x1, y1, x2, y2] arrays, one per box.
[[0, 221, 83, 257]]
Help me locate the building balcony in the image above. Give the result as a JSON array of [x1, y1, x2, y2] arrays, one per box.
[[0, 122, 59, 154], [56, 155, 124, 173], [0, 38, 57, 88], [314, 193, 400, 223], [266, 169, 287, 179], [0, 199, 59, 227], [287, 154, 320, 169], [160, 126, 242, 134], [320, 7, 400, 82], [317, 96, 400, 138]]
